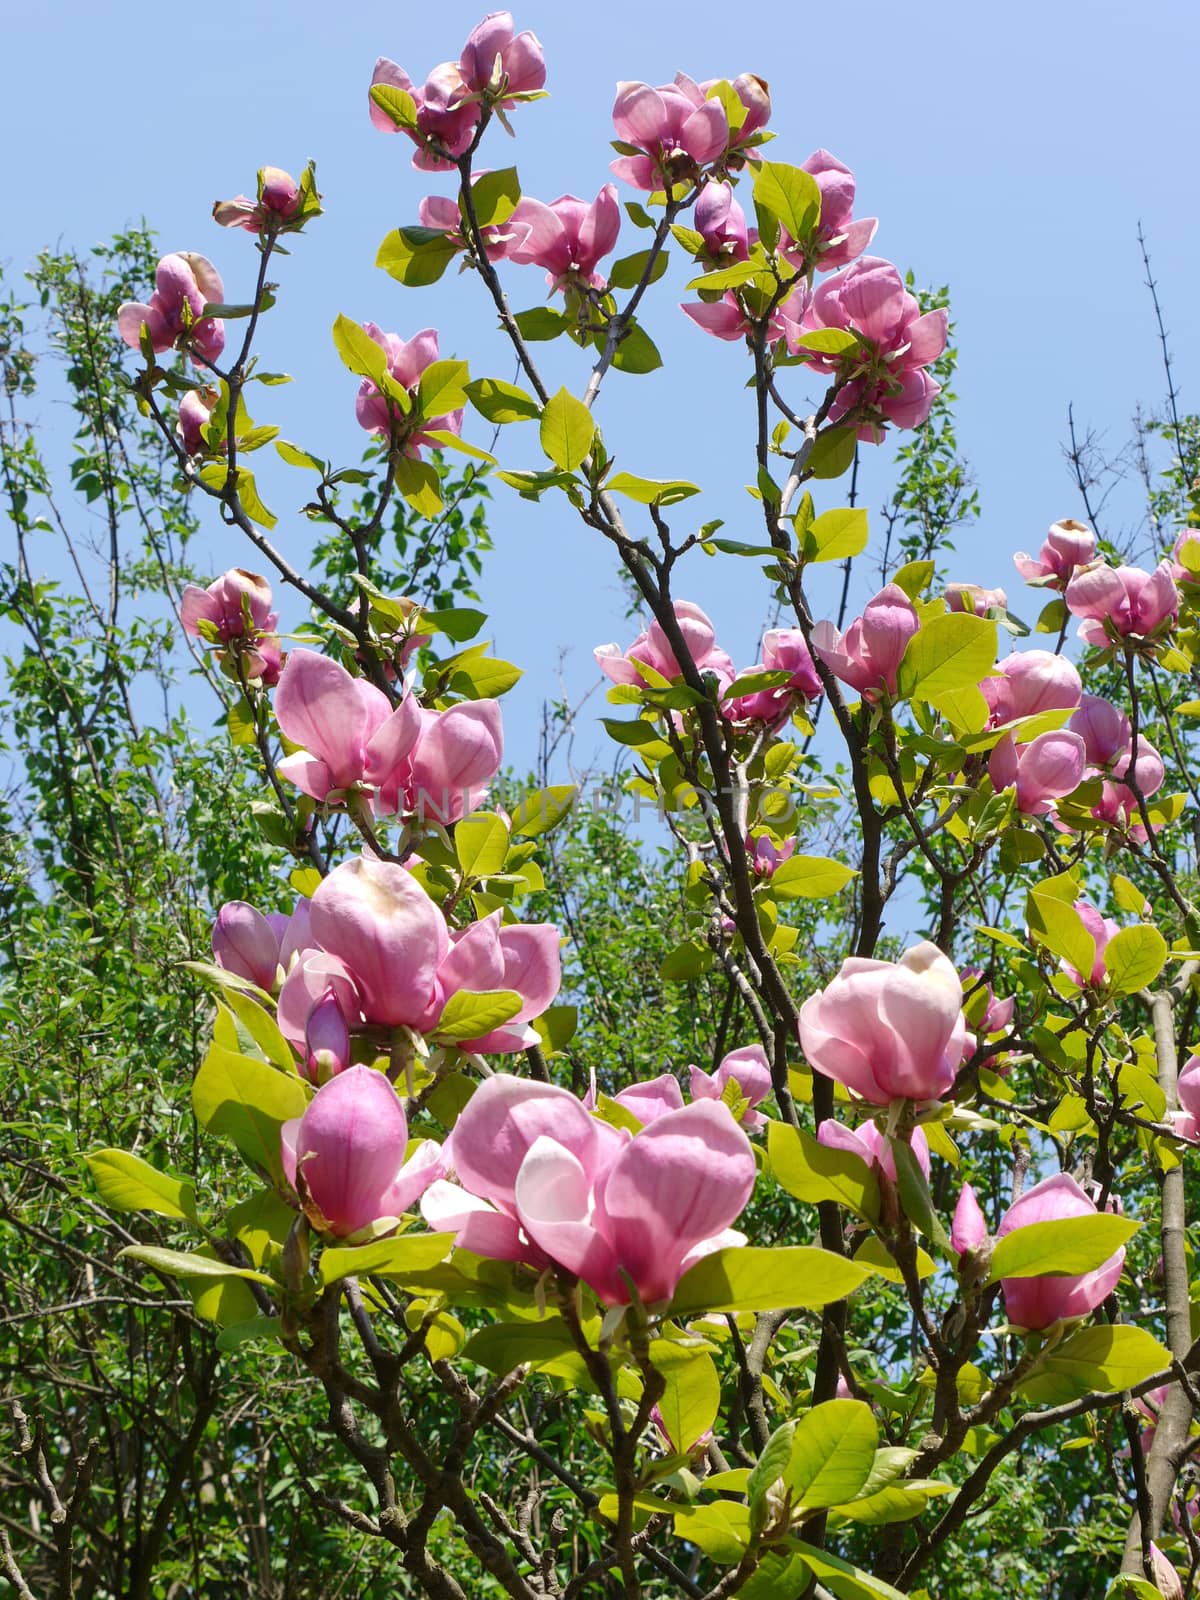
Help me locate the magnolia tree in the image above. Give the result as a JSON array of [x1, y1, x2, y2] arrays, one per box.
[[81, 12, 1200, 1598]]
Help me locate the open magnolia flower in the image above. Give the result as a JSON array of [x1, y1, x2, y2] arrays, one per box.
[[423, 1075, 756, 1305]]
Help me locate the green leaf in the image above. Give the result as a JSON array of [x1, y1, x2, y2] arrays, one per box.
[[794, 328, 859, 357], [118, 1245, 277, 1288], [608, 322, 663, 375], [1026, 880, 1094, 979], [434, 988, 523, 1041], [685, 258, 766, 292], [514, 306, 569, 341], [1107, 1579, 1167, 1599], [791, 1542, 910, 1600], [318, 1231, 453, 1287], [659, 941, 714, 981], [769, 855, 856, 900], [669, 1246, 872, 1315], [226, 696, 256, 747], [448, 655, 523, 698], [807, 426, 857, 480], [752, 160, 822, 244], [786, 1400, 878, 1509], [465, 377, 541, 424], [192, 1042, 309, 1186], [804, 506, 869, 563], [608, 247, 671, 291], [424, 607, 487, 643], [532, 1004, 578, 1054], [748, 1420, 796, 1505], [510, 785, 576, 837], [394, 455, 444, 517], [832, 1478, 954, 1524], [604, 472, 700, 506], [462, 1316, 581, 1376], [897, 613, 998, 702], [986, 1213, 1139, 1285], [275, 439, 326, 473], [369, 82, 417, 129], [331, 313, 388, 381], [539, 387, 594, 472], [418, 359, 470, 419], [375, 226, 459, 287], [601, 717, 662, 747], [188, 1269, 260, 1328], [671, 1502, 751, 1564], [890, 559, 935, 599], [768, 1123, 879, 1221], [467, 167, 521, 227], [455, 811, 510, 879], [215, 1315, 283, 1351], [1019, 1325, 1171, 1406], [1103, 925, 1167, 995], [655, 1346, 720, 1451], [85, 1150, 198, 1222], [217, 992, 294, 1071], [890, 1137, 952, 1253]]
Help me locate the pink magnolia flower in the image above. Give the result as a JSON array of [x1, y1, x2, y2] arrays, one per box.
[[353, 324, 464, 454], [988, 730, 1086, 816], [817, 1118, 931, 1184], [693, 181, 751, 264], [458, 12, 546, 103], [418, 184, 528, 262], [798, 942, 966, 1105], [1066, 561, 1179, 648], [746, 833, 796, 880], [946, 582, 1007, 616], [282, 1064, 444, 1238], [683, 280, 808, 345], [212, 897, 311, 992], [1013, 519, 1097, 588], [794, 150, 877, 270], [1062, 901, 1121, 988], [1172, 527, 1200, 584], [1171, 1056, 1200, 1143], [702, 73, 770, 164], [951, 1182, 988, 1256], [213, 167, 302, 232], [810, 584, 919, 702], [1066, 694, 1165, 839], [1150, 1544, 1184, 1600], [723, 627, 823, 725], [597, 1074, 686, 1127], [424, 1075, 756, 1306], [690, 1044, 772, 1128], [369, 58, 480, 172], [611, 74, 729, 192], [181, 568, 276, 643], [981, 649, 1082, 727], [594, 600, 735, 690], [998, 1172, 1124, 1330], [273, 648, 503, 823], [507, 185, 621, 290], [117, 252, 226, 366], [177, 389, 216, 455], [277, 857, 560, 1057], [303, 988, 352, 1084], [792, 257, 947, 440], [960, 969, 1015, 1037]]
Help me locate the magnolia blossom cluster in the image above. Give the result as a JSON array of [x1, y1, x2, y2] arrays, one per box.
[[422, 1074, 756, 1306], [180, 567, 282, 686], [353, 325, 465, 454], [1012, 518, 1181, 652], [370, 12, 546, 171], [590, 1044, 773, 1131], [272, 647, 502, 824], [215, 854, 561, 1078], [213, 166, 304, 234]]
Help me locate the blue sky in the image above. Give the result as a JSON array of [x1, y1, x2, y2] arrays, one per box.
[[6, 0, 1200, 790]]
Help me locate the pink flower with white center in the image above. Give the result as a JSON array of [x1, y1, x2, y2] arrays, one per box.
[[282, 1064, 444, 1238], [1013, 519, 1097, 589], [213, 167, 303, 233], [799, 942, 966, 1105], [1065, 561, 1179, 648], [507, 185, 621, 290], [276, 857, 561, 1058], [117, 252, 226, 366], [981, 649, 1082, 727], [988, 729, 1086, 816], [594, 599, 735, 690], [816, 1118, 931, 1184], [791, 257, 948, 441], [746, 833, 795, 880], [423, 1075, 756, 1306], [792, 150, 877, 271], [611, 74, 730, 192], [689, 1044, 772, 1128], [723, 627, 823, 725], [998, 1172, 1124, 1330], [810, 583, 919, 702], [369, 58, 480, 172], [353, 324, 464, 455], [458, 12, 546, 103]]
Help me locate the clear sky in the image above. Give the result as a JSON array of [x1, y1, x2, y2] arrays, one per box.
[[6, 0, 1200, 784]]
